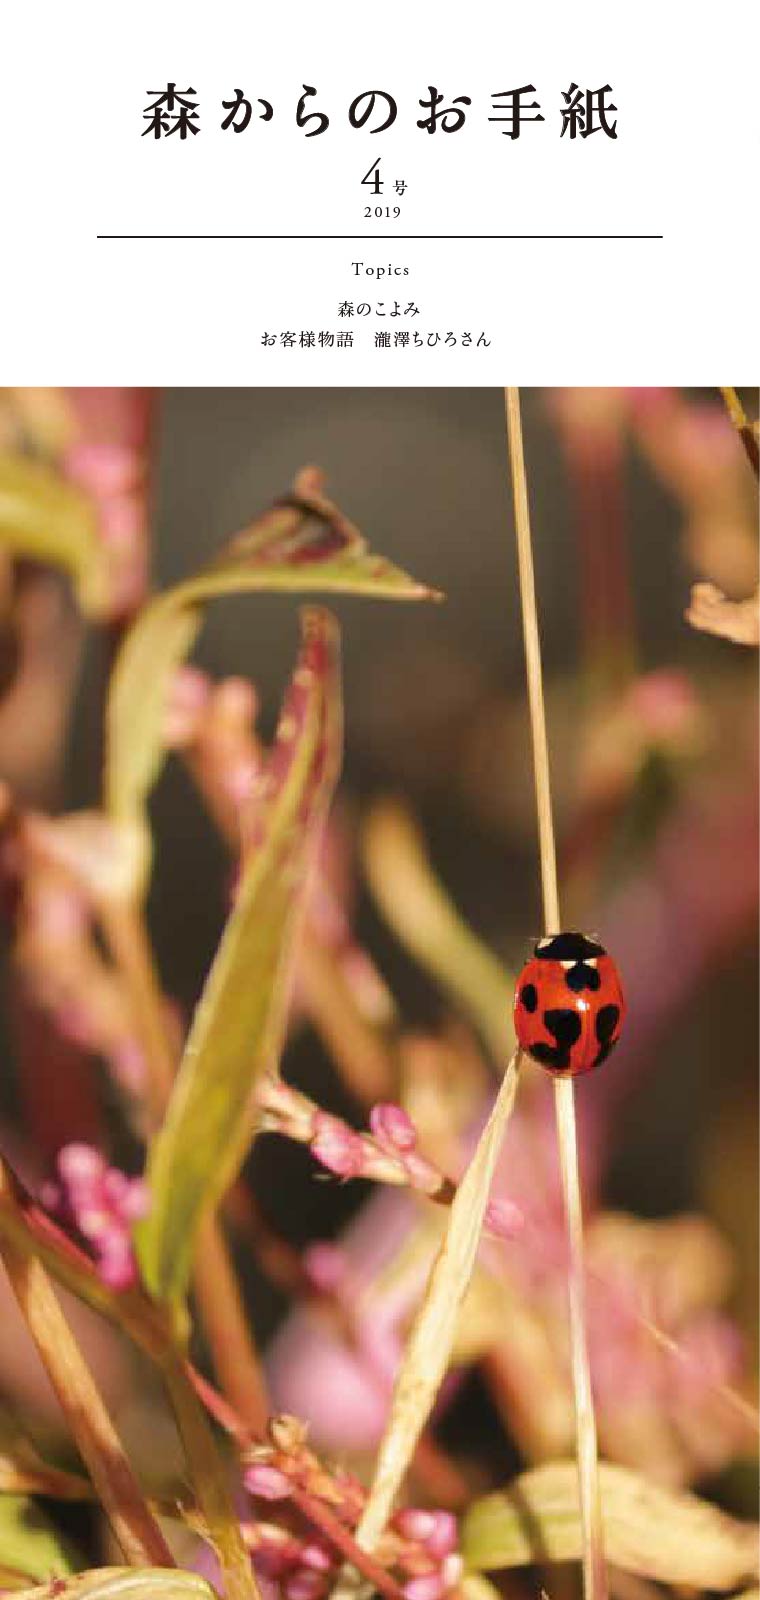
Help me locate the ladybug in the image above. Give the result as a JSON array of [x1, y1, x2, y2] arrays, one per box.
[[514, 931, 625, 1076]]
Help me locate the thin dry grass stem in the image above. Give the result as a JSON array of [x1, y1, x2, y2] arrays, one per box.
[[102, 899, 270, 1435], [634, 1308, 760, 1436], [101, 901, 177, 1124], [354, 1048, 521, 1553], [192, 1214, 269, 1434], [0, 1227, 173, 1569], [162, 1354, 261, 1600], [504, 386, 607, 1600], [719, 387, 760, 477], [298, 933, 396, 1104]]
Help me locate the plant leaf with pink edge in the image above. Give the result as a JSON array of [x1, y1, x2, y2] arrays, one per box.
[[136, 609, 342, 1303], [462, 1462, 760, 1588], [105, 467, 439, 845], [362, 799, 513, 1065], [355, 1049, 521, 1553], [0, 455, 110, 617], [10, 1571, 218, 1600]]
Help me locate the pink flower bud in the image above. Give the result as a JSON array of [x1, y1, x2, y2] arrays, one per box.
[[223, 757, 260, 806], [425, 1514, 458, 1561], [97, 1233, 138, 1290], [403, 1576, 445, 1600], [400, 1150, 442, 1195], [100, 494, 143, 550], [299, 1544, 333, 1573], [395, 1510, 458, 1560], [285, 1572, 327, 1600], [484, 1197, 525, 1240], [164, 668, 211, 747], [64, 442, 138, 498], [311, 1114, 365, 1179], [119, 1178, 151, 1224], [58, 1143, 105, 1189], [394, 1509, 437, 1543], [244, 1463, 292, 1502], [370, 1103, 418, 1154], [440, 1554, 464, 1590], [253, 1530, 301, 1579], [303, 1241, 349, 1295], [214, 677, 258, 727], [101, 1169, 129, 1208]]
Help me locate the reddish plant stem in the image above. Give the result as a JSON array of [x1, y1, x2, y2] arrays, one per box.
[[226, 1185, 468, 1507], [188, 1369, 407, 1600]]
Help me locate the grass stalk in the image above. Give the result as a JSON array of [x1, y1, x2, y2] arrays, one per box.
[[504, 385, 607, 1600], [0, 1226, 173, 1568], [162, 1352, 261, 1600], [719, 386, 759, 477]]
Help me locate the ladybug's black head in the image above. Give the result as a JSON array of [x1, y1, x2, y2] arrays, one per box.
[[534, 931, 605, 962]]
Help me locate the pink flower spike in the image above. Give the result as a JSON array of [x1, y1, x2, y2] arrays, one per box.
[[370, 1103, 418, 1154], [311, 1114, 365, 1179], [244, 1462, 292, 1502], [403, 1576, 445, 1600], [484, 1197, 525, 1241]]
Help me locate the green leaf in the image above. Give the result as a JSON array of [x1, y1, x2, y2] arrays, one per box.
[[460, 1577, 501, 1600], [462, 1461, 760, 1589], [136, 607, 343, 1303], [0, 1494, 79, 1583], [105, 467, 439, 838], [11, 1569, 218, 1600], [0, 456, 108, 617]]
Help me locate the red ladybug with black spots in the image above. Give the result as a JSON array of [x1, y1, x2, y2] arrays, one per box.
[[514, 931, 625, 1076]]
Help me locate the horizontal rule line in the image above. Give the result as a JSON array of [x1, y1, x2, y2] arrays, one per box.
[[97, 232, 663, 241]]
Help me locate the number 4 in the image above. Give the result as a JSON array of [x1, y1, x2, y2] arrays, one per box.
[[361, 158, 383, 195]]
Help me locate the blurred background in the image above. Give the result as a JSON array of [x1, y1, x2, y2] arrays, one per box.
[[0, 387, 757, 1557]]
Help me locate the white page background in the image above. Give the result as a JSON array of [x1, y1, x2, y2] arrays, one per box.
[[1, 0, 757, 383]]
